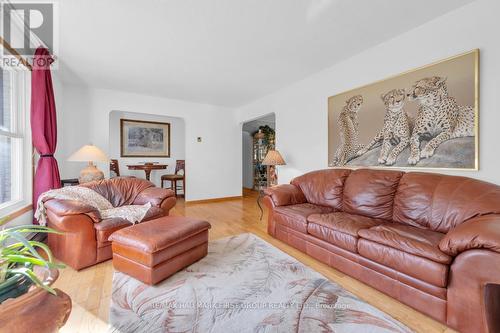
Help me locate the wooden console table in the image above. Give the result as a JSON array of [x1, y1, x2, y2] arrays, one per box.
[[127, 163, 167, 181]]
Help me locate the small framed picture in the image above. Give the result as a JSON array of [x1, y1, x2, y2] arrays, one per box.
[[120, 119, 171, 157]]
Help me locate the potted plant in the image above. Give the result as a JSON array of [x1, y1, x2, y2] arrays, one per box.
[[0, 216, 64, 303]]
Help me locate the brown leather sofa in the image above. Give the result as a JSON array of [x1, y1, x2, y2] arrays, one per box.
[[43, 177, 176, 270], [263, 168, 500, 333]]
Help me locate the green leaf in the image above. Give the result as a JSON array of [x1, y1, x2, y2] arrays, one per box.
[[0, 216, 10, 227], [3, 254, 48, 267], [0, 262, 7, 284], [0, 225, 61, 234], [9, 267, 56, 295], [5, 231, 44, 261]]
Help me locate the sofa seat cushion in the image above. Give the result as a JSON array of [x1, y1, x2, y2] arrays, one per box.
[[358, 224, 451, 264], [358, 239, 449, 288], [274, 203, 333, 234], [94, 206, 164, 246], [307, 212, 384, 253], [95, 218, 131, 245]]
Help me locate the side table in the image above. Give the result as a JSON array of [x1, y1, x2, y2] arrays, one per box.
[[61, 178, 79, 187]]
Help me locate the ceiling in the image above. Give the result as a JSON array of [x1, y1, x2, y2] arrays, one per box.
[[55, 0, 475, 107]]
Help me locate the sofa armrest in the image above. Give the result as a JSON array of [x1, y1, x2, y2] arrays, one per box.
[[263, 184, 307, 207], [133, 187, 176, 207], [439, 215, 500, 256], [43, 199, 101, 223]]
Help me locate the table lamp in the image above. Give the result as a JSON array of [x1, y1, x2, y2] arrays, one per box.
[[68, 144, 109, 183], [262, 149, 286, 186]]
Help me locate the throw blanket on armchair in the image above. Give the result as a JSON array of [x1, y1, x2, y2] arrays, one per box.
[[35, 186, 152, 226]]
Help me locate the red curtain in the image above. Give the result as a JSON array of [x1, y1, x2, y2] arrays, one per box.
[[31, 47, 61, 223]]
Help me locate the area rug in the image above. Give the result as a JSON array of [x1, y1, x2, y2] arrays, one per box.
[[110, 233, 412, 332]]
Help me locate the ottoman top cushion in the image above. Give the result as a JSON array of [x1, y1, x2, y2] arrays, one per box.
[[109, 216, 211, 253]]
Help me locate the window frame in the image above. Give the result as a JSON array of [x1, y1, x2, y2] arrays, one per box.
[[0, 67, 32, 218]]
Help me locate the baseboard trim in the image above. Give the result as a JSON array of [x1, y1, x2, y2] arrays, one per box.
[[185, 196, 243, 205]]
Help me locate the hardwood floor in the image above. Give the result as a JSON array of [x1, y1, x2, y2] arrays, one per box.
[[54, 190, 456, 333]]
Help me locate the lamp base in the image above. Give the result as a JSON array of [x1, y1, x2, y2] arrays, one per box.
[[79, 162, 104, 184]]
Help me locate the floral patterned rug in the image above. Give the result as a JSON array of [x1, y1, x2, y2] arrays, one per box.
[[110, 233, 412, 332]]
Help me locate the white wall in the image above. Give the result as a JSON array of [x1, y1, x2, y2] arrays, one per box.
[[108, 111, 185, 187], [236, 0, 500, 185], [57, 84, 241, 201], [53, 74, 91, 179], [242, 131, 253, 189]]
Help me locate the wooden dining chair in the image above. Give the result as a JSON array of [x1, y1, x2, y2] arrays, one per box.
[[161, 160, 185, 197]]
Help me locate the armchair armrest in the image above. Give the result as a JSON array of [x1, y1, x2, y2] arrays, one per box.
[[133, 187, 175, 207], [439, 215, 500, 256], [43, 199, 101, 223], [263, 184, 307, 207]]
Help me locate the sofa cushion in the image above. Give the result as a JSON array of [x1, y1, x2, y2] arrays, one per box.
[[358, 239, 449, 288], [358, 224, 451, 264], [81, 177, 154, 207], [342, 169, 403, 220], [274, 203, 333, 234], [307, 212, 384, 253], [392, 172, 500, 233], [95, 217, 131, 245], [94, 206, 164, 245], [291, 169, 351, 210]]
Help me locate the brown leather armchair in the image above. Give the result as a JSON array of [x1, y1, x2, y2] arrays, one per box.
[[264, 169, 500, 333], [43, 177, 176, 270]]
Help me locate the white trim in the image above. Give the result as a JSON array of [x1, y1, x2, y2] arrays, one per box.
[[0, 69, 31, 219]]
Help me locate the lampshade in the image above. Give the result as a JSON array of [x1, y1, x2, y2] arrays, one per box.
[[262, 150, 286, 166], [68, 144, 108, 162]]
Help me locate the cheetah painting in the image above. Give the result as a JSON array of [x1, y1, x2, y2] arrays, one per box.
[[356, 89, 412, 166], [407, 76, 475, 165], [328, 49, 478, 170], [331, 95, 364, 166]]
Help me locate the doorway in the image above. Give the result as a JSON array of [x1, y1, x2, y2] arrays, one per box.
[[242, 113, 276, 191]]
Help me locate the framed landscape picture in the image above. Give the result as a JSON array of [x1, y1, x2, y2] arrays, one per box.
[[328, 49, 479, 170], [120, 119, 171, 157]]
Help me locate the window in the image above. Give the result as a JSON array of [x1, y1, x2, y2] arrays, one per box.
[[0, 67, 31, 216]]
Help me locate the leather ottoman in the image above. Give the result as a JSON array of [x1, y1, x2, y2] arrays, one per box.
[[109, 216, 211, 285]]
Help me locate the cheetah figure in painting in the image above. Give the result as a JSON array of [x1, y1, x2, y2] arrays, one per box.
[[332, 95, 364, 166], [407, 76, 474, 165], [356, 89, 412, 166]]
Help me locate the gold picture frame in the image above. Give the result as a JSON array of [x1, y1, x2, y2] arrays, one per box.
[[328, 49, 479, 171], [120, 119, 171, 157]]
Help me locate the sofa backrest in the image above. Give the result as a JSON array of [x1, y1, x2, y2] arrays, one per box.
[[291, 169, 351, 210], [80, 177, 154, 207], [291, 168, 500, 233], [392, 172, 500, 233], [342, 169, 404, 221]]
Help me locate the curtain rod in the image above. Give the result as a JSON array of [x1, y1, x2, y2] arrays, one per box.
[[0, 36, 33, 71]]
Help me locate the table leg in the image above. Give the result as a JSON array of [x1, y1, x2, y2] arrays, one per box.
[[145, 170, 152, 181], [257, 188, 264, 221]]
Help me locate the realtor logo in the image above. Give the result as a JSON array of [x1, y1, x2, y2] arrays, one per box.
[[1, 1, 58, 66]]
